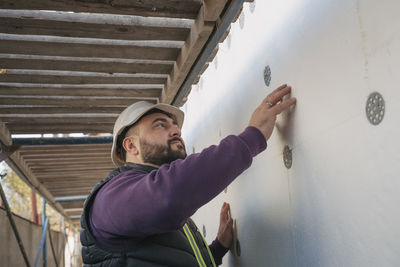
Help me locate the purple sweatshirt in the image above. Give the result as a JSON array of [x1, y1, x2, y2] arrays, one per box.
[[90, 126, 267, 264]]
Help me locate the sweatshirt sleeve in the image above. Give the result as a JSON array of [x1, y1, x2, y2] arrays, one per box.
[[209, 238, 230, 266], [91, 126, 266, 241]]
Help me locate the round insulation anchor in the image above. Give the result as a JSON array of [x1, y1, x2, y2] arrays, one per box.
[[366, 92, 385, 125], [239, 12, 245, 29], [231, 219, 241, 257], [249, 0, 256, 13], [283, 145, 292, 169], [264, 65, 271, 87]]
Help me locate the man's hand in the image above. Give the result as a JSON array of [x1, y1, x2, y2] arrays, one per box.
[[248, 84, 297, 140], [217, 202, 234, 248]]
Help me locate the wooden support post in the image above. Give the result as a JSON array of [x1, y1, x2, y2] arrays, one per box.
[[31, 189, 39, 224]]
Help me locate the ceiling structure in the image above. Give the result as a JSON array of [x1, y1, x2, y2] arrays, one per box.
[[0, 0, 250, 225]]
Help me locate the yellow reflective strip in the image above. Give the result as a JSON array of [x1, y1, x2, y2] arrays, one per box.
[[183, 224, 204, 267], [199, 234, 217, 267], [184, 224, 207, 267], [186, 224, 206, 267]]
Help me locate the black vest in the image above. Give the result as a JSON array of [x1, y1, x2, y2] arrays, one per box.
[[80, 163, 216, 267]]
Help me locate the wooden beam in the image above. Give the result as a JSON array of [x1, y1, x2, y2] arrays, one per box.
[[30, 162, 114, 168], [203, 0, 229, 21], [63, 210, 84, 216], [29, 161, 113, 167], [33, 165, 112, 172], [162, 7, 215, 103], [0, 106, 125, 114], [41, 184, 97, 190], [0, 86, 161, 97], [0, 73, 166, 84], [35, 174, 109, 180], [20, 153, 110, 159], [37, 174, 105, 180], [0, 0, 202, 19], [43, 180, 99, 186], [19, 146, 111, 152], [1, 117, 116, 124], [0, 122, 12, 146], [32, 167, 113, 173], [59, 201, 84, 210], [0, 97, 156, 106], [0, 17, 190, 41], [0, 39, 180, 60], [19, 144, 111, 151], [20, 150, 110, 155], [0, 57, 173, 74], [38, 174, 108, 181], [49, 190, 91, 197], [26, 159, 111, 166], [7, 124, 114, 134]]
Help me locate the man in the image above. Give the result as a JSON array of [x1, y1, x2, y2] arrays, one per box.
[[81, 84, 296, 266]]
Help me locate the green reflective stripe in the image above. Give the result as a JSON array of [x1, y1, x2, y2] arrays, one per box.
[[199, 233, 217, 267], [183, 224, 207, 267]]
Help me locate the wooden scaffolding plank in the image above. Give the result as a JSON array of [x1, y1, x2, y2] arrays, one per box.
[[65, 211, 83, 216], [0, 39, 180, 60], [0, 0, 202, 19], [49, 189, 91, 197], [25, 157, 111, 163], [0, 57, 173, 74], [42, 178, 102, 184], [23, 156, 110, 161], [0, 106, 126, 114], [33, 169, 110, 176], [0, 87, 161, 97], [0, 18, 190, 41], [60, 201, 85, 210], [1, 117, 117, 124], [32, 166, 114, 172], [28, 160, 113, 167], [0, 97, 156, 106], [0, 73, 166, 84], [37, 173, 107, 180], [22, 148, 109, 153], [162, 7, 214, 103], [203, 0, 229, 21], [19, 149, 111, 155], [19, 144, 111, 151], [7, 124, 114, 134]]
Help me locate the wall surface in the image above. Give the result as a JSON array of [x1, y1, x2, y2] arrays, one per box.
[[181, 0, 400, 266], [0, 207, 64, 267]]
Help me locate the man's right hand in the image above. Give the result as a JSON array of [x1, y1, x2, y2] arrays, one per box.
[[248, 84, 296, 141]]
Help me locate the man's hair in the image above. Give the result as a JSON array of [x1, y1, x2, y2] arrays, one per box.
[[116, 108, 175, 162]]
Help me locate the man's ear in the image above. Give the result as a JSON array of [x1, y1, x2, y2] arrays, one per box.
[[122, 136, 139, 156]]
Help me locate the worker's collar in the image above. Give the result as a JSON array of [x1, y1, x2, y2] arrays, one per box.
[[125, 162, 158, 173]]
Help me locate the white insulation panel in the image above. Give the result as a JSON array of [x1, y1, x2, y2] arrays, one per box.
[[181, 0, 400, 266]]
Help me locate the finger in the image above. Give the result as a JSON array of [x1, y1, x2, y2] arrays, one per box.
[[220, 203, 229, 221], [272, 97, 297, 114], [262, 84, 287, 103], [267, 86, 291, 106]]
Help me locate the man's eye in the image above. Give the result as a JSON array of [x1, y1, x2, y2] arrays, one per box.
[[156, 123, 164, 128]]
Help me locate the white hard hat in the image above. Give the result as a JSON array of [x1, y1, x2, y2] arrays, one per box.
[[111, 101, 184, 167]]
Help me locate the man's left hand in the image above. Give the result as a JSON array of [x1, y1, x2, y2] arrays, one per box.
[[217, 202, 234, 248]]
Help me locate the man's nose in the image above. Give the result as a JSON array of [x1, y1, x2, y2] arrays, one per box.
[[170, 124, 181, 137]]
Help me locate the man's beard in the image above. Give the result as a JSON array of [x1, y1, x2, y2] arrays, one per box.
[[140, 137, 187, 166]]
